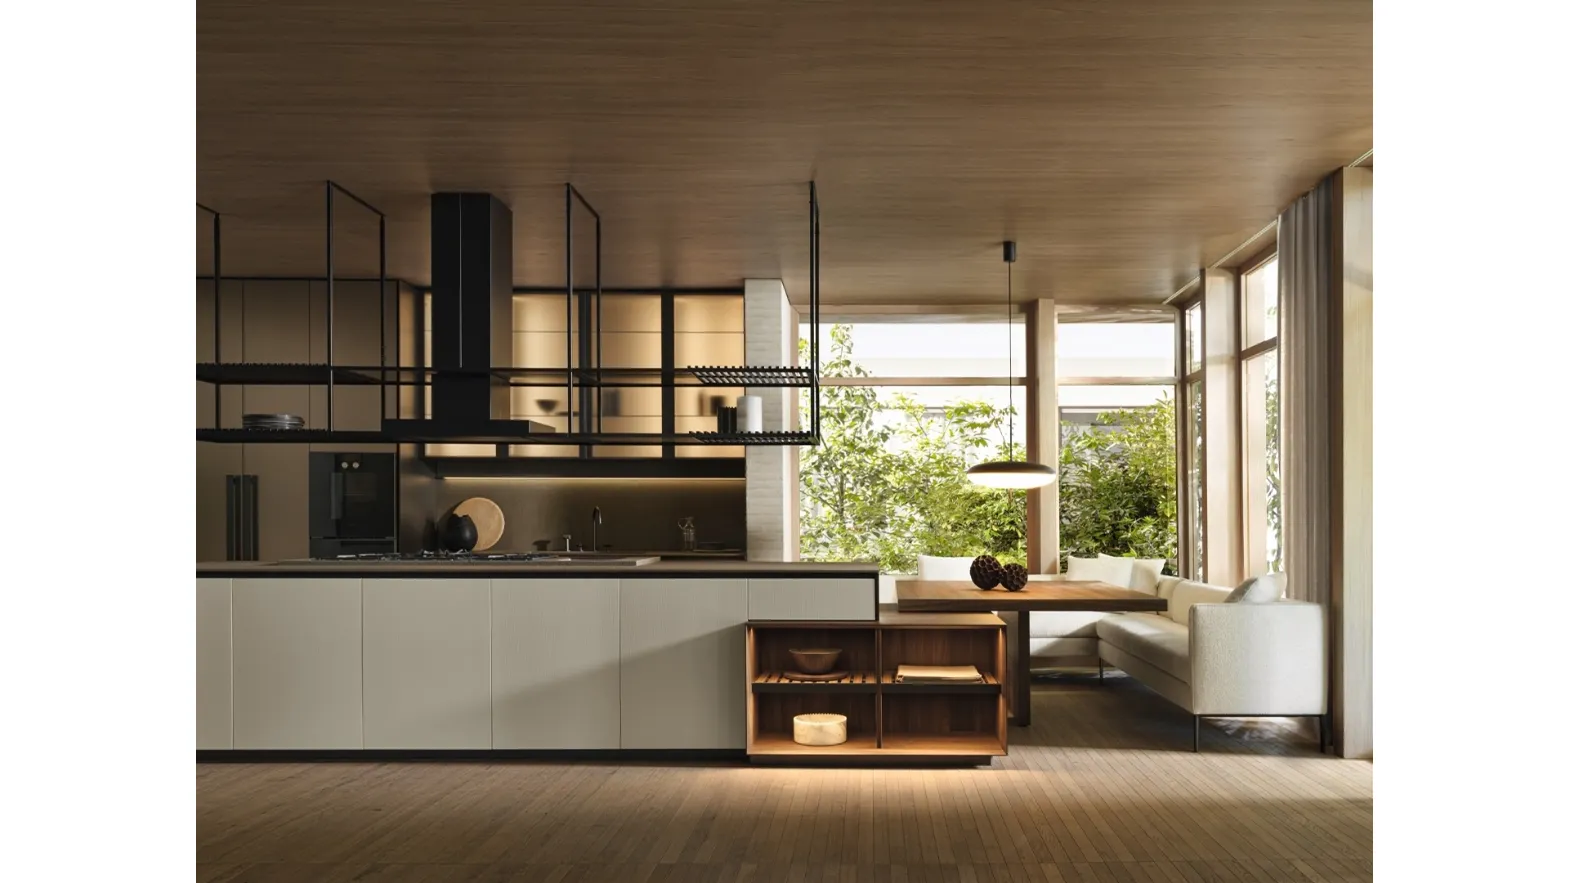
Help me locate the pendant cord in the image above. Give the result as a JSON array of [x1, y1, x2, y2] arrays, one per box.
[[1006, 259, 1014, 460]]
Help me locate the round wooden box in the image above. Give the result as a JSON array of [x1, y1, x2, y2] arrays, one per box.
[[792, 713, 848, 746]]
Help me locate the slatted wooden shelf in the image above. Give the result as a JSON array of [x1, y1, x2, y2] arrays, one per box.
[[880, 671, 1001, 694], [753, 672, 879, 693]]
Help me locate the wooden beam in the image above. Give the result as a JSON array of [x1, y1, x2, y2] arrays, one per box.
[[1025, 299, 1059, 574]]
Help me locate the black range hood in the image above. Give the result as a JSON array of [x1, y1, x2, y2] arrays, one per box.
[[428, 192, 514, 428], [381, 191, 555, 441]]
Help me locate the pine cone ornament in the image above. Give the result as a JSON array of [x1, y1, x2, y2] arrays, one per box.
[[969, 555, 1003, 590], [1001, 563, 1029, 592]]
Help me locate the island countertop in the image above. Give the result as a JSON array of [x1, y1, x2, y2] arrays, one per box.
[[195, 559, 880, 578]]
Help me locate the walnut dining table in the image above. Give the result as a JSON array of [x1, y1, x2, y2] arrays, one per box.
[[895, 578, 1168, 727]]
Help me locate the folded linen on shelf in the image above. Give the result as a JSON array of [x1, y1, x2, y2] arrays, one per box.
[[894, 664, 984, 683]]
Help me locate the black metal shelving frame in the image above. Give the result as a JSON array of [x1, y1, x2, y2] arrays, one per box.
[[196, 181, 823, 448]]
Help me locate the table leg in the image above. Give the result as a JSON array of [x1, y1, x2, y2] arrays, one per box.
[[1012, 609, 1031, 727]]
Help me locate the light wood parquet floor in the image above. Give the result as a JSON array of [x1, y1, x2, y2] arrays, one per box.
[[197, 672, 1373, 883]]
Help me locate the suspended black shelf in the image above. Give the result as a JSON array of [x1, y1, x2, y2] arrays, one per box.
[[686, 365, 813, 387], [687, 430, 818, 445], [430, 456, 745, 480], [196, 362, 388, 386], [198, 429, 392, 444]]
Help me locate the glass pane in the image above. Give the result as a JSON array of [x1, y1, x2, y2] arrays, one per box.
[[798, 381, 1026, 573], [1243, 351, 1283, 574], [802, 321, 1025, 377], [1059, 384, 1172, 410], [1184, 304, 1203, 374], [1243, 256, 1280, 348], [1057, 321, 1175, 378], [1057, 389, 1177, 569], [1185, 379, 1204, 580]]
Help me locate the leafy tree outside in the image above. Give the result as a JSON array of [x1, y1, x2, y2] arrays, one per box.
[[799, 324, 1177, 574]]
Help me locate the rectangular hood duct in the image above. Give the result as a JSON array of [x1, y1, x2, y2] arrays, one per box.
[[429, 192, 513, 427]]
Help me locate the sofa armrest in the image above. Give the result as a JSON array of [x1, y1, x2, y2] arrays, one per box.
[[1188, 601, 1327, 717]]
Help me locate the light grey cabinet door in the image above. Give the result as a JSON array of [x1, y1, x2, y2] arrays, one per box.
[[619, 579, 748, 749], [492, 579, 621, 749], [231, 578, 363, 749], [747, 578, 877, 621], [196, 578, 233, 749], [363, 579, 492, 749]]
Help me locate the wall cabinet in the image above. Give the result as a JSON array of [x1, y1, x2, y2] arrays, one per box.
[[196, 578, 233, 749], [619, 579, 748, 749], [747, 578, 876, 622], [231, 578, 363, 749], [492, 579, 621, 749], [362, 578, 492, 749]]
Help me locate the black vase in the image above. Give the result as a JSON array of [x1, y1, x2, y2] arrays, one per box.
[[442, 514, 479, 553]]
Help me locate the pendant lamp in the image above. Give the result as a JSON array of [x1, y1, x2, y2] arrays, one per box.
[[966, 241, 1058, 490]]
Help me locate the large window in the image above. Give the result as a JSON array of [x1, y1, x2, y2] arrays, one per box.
[[1241, 256, 1283, 573], [1179, 302, 1205, 580], [798, 320, 1026, 573], [1057, 319, 1177, 571]]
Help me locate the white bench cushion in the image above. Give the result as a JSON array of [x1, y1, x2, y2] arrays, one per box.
[[1097, 613, 1192, 683], [1029, 611, 1107, 639]]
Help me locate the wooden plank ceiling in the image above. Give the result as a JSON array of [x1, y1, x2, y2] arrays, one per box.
[[197, 0, 1371, 305]]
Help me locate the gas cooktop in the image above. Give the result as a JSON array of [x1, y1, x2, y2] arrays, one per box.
[[321, 551, 562, 563]]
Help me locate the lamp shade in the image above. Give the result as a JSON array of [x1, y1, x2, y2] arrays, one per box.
[[966, 460, 1058, 489]]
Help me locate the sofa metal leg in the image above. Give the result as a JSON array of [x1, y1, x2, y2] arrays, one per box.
[[1318, 715, 1329, 754], [1193, 716, 1201, 752], [1097, 659, 1104, 682]]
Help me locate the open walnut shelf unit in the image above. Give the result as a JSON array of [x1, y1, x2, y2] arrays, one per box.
[[745, 612, 1006, 763]]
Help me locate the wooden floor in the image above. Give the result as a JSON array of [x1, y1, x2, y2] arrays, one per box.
[[197, 672, 1372, 883]]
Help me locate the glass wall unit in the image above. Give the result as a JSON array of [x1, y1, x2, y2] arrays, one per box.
[[420, 290, 744, 465]]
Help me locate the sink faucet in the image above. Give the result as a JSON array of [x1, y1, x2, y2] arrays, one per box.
[[590, 506, 603, 552]]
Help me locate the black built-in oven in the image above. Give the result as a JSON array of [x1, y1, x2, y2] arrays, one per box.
[[309, 452, 398, 558]]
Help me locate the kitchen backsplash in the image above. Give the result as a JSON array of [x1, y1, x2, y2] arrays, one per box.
[[424, 478, 746, 553]]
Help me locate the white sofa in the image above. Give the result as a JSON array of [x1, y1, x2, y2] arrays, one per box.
[[918, 555, 1329, 751], [1035, 562, 1328, 751]]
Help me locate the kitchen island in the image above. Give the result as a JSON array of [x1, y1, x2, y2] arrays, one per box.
[[196, 560, 878, 756]]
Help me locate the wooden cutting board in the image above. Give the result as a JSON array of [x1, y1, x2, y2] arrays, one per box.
[[452, 497, 504, 551]]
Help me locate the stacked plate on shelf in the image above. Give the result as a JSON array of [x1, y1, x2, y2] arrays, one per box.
[[242, 413, 305, 431]]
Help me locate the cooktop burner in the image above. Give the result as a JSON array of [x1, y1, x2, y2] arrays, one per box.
[[322, 551, 562, 563]]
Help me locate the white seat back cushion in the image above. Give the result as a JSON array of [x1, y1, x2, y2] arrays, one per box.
[[1099, 553, 1166, 594], [917, 555, 974, 581], [1168, 580, 1233, 627], [1066, 555, 1135, 588], [1225, 572, 1286, 603]]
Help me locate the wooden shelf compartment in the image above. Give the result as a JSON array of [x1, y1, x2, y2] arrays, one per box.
[[880, 623, 1004, 687], [881, 693, 1006, 757], [748, 626, 877, 681], [749, 693, 878, 755]]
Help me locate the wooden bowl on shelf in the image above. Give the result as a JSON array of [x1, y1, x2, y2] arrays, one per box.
[[787, 648, 842, 674]]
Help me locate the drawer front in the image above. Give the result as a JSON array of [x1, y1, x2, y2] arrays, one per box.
[[747, 578, 877, 621]]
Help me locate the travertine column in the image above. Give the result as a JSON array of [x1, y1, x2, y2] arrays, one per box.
[[744, 279, 797, 561]]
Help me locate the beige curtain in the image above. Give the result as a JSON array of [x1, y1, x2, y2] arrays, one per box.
[[1278, 177, 1336, 606]]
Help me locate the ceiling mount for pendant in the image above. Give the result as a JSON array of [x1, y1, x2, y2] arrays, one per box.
[[966, 239, 1058, 491]]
